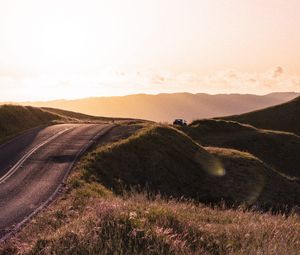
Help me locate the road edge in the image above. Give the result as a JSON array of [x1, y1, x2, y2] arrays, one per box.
[[0, 124, 117, 242]]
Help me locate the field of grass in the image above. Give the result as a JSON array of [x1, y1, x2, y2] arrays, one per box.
[[206, 147, 300, 210], [2, 185, 299, 254], [0, 105, 63, 144], [1, 124, 299, 254], [1, 108, 299, 255], [184, 119, 300, 179], [81, 124, 300, 209], [221, 96, 300, 135]]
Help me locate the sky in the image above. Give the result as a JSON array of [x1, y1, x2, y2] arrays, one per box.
[[0, 0, 300, 101]]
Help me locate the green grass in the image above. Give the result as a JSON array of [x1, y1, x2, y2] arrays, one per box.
[[206, 147, 300, 210], [0, 105, 63, 144], [184, 119, 300, 179], [221, 96, 300, 135], [74, 124, 300, 209]]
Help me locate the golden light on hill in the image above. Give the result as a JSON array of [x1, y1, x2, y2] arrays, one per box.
[[194, 150, 226, 177]]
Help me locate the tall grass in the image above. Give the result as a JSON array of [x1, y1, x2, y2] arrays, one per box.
[[1, 124, 299, 255], [2, 181, 299, 255]]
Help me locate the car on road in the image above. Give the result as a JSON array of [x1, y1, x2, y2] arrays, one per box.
[[173, 119, 187, 126]]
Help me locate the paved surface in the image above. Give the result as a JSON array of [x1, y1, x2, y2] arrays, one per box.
[[0, 123, 113, 239]]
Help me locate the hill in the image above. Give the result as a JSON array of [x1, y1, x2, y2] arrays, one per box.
[[83, 124, 300, 209], [0, 104, 139, 145], [184, 119, 300, 179], [1, 123, 300, 254], [43, 107, 133, 122], [0, 105, 63, 144], [221, 96, 300, 135], [22, 92, 300, 122]]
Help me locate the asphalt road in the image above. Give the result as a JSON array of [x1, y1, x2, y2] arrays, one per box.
[[0, 123, 113, 240]]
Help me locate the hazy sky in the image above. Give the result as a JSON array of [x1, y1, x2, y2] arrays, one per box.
[[0, 0, 300, 101]]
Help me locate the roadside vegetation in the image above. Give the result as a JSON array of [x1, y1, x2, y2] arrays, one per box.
[[1, 123, 299, 254], [0, 105, 124, 145], [0, 105, 63, 144]]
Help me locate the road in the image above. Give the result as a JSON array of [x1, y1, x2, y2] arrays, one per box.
[[0, 123, 113, 240]]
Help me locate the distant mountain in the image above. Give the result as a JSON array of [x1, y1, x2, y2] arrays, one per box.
[[222, 96, 300, 135], [23, 92, 300, 122]]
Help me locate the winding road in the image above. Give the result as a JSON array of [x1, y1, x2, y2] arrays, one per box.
[[0, 123, 114, 240]]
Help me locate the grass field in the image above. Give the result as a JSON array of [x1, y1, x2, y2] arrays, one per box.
[[0, 126, 300, 254], [1, 124, 299, 254], [1, 104, 299, 254], [81, 124, 300, 209], [184, 119, 300, 179]]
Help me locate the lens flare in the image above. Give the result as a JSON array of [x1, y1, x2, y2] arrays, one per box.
[[194, 150, 226, 177]]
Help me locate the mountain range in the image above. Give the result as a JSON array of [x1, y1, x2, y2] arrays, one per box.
[[21, 92, 300, 122]]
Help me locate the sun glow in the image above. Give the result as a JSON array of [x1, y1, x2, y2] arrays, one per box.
[[0, 0, 300, 101]]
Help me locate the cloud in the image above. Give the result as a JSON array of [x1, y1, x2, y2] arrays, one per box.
[[0, 66, 300, 101], [170, 67, 300, 94], [57, 80, 72, 87], [272, 66, 284, 78]]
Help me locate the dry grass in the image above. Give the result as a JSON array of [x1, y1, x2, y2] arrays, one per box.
[[1, 176, 299, 255], [1, 123, 299, 254]]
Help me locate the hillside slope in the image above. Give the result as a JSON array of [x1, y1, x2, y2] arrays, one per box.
[[184, 119, 300, 179], [23, 92, 300, 122], [43, 107, 134, 122], [2, 123, 300, 254], [83, 124, 300, 209], [0, 105, 135, 145], [222, 96, 300, 135], [0, 105, 63, 144]]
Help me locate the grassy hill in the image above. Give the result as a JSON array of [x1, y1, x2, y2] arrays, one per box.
[[0, 105, 135, 145], [43, 107, 133, 122], [2, 123, 299, 255], [0, 105, 64, 144], [184, 119, 300, 179], [207, 147, 299, 210], [221, 96, 300, 135], [81, 124, 300, 209], [23, 92, 300, 122]]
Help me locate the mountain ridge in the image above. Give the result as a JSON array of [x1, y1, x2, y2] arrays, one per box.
[[222, 96, 300, 135], [16, 92, 300, 122]]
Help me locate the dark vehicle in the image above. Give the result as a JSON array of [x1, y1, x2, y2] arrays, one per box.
[[173, 119, 187, 126]]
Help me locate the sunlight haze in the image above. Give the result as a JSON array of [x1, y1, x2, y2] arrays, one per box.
[[0, 0, 300, 101]]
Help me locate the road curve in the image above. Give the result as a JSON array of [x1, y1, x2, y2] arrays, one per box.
[[0, 123, 113, 240]]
